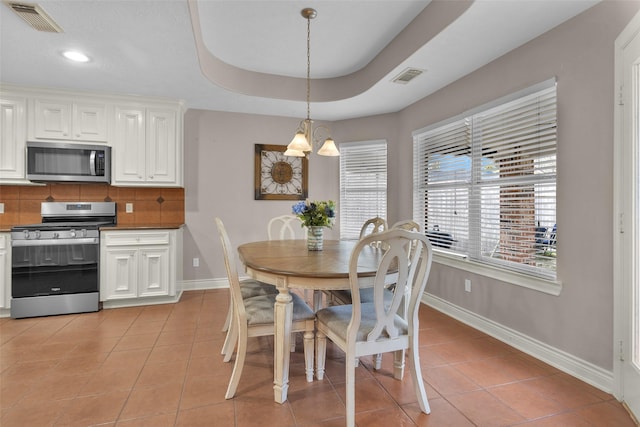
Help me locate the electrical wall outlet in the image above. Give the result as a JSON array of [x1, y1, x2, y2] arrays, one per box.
[[464, 279, 471, 292], [193, 257, 199, 267], [126, 203, 134, 213]]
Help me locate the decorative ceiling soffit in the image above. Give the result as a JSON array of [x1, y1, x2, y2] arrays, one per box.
[[186, 0, 472, 103]]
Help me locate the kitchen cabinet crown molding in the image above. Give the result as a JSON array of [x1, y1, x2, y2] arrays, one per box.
[[0, 84, 185, 109]]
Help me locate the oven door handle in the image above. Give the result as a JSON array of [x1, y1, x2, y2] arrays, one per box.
[[12, 238, 99, 247]]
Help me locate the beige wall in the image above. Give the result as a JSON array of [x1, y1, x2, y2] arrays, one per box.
[[183, 1, 640, 371], [417, 0, 639, 372], [183, 110, 340, 282]]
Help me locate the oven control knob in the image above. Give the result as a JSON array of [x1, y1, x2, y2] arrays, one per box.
[[81, 229, 87, 237], [35, 230, 41, 239], [23, 230, 30, 239], [70, 230, 76, 238], [53, 232, 59, 239]]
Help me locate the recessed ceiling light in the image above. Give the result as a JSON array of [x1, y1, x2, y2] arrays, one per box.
[[62, 50, 90, 63]]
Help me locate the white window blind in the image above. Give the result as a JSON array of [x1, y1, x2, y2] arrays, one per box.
[[413, 80, 557, 279], [340, 140, 387, 240]]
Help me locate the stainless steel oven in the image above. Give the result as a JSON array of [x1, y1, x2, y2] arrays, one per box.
[[10, 202, 116, 318]]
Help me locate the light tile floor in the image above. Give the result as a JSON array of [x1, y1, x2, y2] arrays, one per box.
[[0, 289, 637, 426]]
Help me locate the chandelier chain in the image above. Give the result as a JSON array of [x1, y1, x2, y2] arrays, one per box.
[[285, 8, 338, 157], [306, 13, 311, 121]]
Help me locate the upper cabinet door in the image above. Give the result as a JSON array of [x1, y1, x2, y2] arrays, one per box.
[[73, 103, 108, 141], [32, 99, 108, 142], [33, 99, 71, 140], [114, 106, 146, 183], [0, 95, 27, 182], [146, 108, 177, 183]]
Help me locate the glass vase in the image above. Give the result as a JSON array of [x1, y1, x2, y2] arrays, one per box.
[[307, 226, 324, 251]]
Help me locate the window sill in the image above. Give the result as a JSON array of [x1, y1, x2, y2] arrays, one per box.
[[433, 252, 562, 296]]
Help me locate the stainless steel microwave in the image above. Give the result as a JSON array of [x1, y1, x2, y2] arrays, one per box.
[[26, 141, 111, 183]]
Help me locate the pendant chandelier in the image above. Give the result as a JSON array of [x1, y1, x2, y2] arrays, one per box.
[[285, 8, 340, 158]]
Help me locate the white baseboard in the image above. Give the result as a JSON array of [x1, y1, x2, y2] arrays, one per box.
[[180, 278, 229, 291], [423, 292, 614, 394], [102, 292, 182, 310]]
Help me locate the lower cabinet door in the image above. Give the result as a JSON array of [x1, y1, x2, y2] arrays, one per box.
[[103, 248, 138, 300], [139, 247, 169, 297]]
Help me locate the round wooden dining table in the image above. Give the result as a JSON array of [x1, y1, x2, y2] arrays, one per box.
[[237, 239, 385, 404]]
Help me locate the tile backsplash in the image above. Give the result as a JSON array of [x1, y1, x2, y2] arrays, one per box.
[[0, 184, 184, 228]]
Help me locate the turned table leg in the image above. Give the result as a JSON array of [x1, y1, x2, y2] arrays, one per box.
[[273, 285, 293, 403]]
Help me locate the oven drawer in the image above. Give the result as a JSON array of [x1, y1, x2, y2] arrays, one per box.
[[102, 231, 171, 246], [12, 265, 98, 297]]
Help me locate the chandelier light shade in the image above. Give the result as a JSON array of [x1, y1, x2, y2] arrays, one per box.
[[317, 137, 339, 156], [285, 8, 339, 158]]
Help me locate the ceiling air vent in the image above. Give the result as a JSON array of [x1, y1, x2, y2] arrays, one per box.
[[392, 68, 425, 85], [4, 1, 63, 32]]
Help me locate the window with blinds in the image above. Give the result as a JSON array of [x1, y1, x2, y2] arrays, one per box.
[[340, 140, 387, 240], [413, 80, 557, 279]]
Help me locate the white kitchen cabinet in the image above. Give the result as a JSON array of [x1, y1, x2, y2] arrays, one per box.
[[113, 106, 181, 186], [0, 95, 27, 183], [0, 233, 11, 310], [1, 85, 184, 187], [31, 99, 108, 142], [146, 108, 178, 184], [100, 229, 180, 305], [113, 107, 146, 184]]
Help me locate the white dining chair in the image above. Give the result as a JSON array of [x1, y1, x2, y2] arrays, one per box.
[[315, 228, 433, 427], [335, 218, 417, 307], [359, 216, 388, 239], [215, 218, 316, 398], [327, 216, 389, 307], [218, 220, 279, 361], [267, 214, 304, 240], [391, 219, 420, 232]]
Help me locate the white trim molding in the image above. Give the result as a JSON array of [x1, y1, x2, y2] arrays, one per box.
[[180, 277, 229, 291], [613, 8, 640, 416], [423, 292, 614, 394], [102, 292, 182, 310]]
